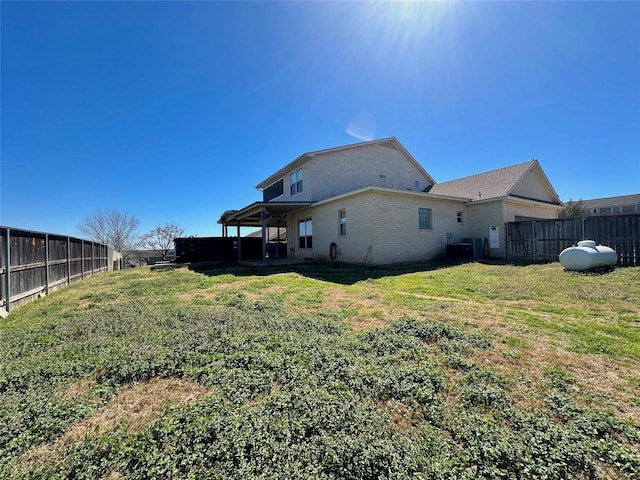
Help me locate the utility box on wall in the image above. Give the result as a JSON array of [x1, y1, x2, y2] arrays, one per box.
[[489, 226, 500, 249]]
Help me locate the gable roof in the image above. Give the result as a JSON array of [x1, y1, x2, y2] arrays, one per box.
[[428, 160, 561, 204], [255, 137, 436, 190]]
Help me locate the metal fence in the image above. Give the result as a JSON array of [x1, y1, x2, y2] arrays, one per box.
[[506, 214, 640, 267], [0, 226, 113, 314]]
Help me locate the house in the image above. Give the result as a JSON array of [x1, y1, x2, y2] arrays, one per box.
[[579, 194, 640, 217], [218, 138, 563, 265]]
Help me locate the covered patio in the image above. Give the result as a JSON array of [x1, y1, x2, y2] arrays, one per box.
[[218, 201, 312, 263]]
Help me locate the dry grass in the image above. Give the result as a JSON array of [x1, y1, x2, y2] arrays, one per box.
[[382, 399, 415, 432], [54, 377, 96, 402], [20, 378, 211, 466]]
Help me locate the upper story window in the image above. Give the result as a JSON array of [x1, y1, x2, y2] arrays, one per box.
[[590, 208, 599, 216], [290, 169, 303, 195], [612, 206, 622, 214], [339, 210, 346, 236], [419, 208, 432, 230], [457, 211, 463, 224]]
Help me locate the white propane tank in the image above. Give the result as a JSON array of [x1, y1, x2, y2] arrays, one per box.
[[559, 240, 618, 271]]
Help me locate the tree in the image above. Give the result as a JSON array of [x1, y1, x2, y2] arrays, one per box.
[[558, 199, 589, 218], [142, 223, 184, 261], [78, 210, 141, 254]]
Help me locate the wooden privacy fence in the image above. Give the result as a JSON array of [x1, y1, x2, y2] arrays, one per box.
[[0, 226, 114, 314], [506, 214, 640, 267]]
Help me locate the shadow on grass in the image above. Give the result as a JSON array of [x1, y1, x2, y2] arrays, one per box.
[[189, 259, 486, 286]]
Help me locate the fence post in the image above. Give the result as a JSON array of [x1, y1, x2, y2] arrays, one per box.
[[45, 233, 50, 296], [531, 221, 536, 262], [91, 242, 95, 276], [4, 228, 10, 313], [4, 228, 11, 313], [81, 240, 85, 280], [67, 237, 71, 285]]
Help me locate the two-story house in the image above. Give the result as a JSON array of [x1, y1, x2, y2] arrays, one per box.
[[580, 194, 640, 217], [218, 138, 563, 265]]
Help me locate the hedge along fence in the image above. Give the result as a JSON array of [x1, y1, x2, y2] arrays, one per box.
[[0, 226, 116, 315], [506, 214, 640, 267]]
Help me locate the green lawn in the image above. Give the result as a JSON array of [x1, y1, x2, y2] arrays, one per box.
[[1, 261, 639, 479]]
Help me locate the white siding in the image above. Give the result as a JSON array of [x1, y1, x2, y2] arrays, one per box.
[[270, 143, 432, 204], [511, 169, 557, 203]]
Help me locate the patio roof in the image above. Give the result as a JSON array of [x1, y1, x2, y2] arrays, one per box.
[[218, 201, 313, 228]]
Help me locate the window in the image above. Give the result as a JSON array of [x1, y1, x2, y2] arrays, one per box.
[[590, 208, 599, 216], [456, 211, 463, 224], [263, 179, 284, 201], [339, 210, 346, 236], [612, 206, 622, 214], [290, 169, 303, 195], [419, 208, 432, 230], [299, 218, 313, 248], [414, 180, 421, 190]]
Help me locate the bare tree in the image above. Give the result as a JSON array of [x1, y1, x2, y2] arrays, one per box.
[[142, 223, 184, 261], [558, 199, 589, 218], [78, 210, 141, 255]]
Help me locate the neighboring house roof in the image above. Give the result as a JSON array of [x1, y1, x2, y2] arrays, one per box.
[[580, 194, 640, 209], [255, 137, 436, 190], [428, 160, 562, 205]]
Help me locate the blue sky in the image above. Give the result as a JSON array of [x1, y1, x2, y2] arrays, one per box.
[[2, 1, 639, 238]]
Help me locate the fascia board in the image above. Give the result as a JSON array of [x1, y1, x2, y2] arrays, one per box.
[[312, 186, 468, 208]]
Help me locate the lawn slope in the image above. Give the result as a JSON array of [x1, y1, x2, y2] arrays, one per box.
[[1, 262, 638, 479]]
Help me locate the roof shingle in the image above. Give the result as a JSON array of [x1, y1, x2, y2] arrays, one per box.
[[428, 160, 536, 201]]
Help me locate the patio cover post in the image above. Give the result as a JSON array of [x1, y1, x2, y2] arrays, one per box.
[[236, 221, 242, 261], [261, 209, 267, 263], [276, 220, 281, 258]]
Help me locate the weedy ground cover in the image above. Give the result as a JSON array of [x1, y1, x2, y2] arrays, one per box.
[[0, 261, 638, 479]]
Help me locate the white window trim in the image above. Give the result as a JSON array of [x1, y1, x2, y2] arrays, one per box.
[[290, 169, 303, 196], [298, 218, 312, 249], [339, 209, 346, 236], [419, 208, 432, 230]]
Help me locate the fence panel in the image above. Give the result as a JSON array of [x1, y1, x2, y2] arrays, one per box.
[[507, 214, 640, 267], [49, 235, 69, 288], [0, 226, 113, 314]]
